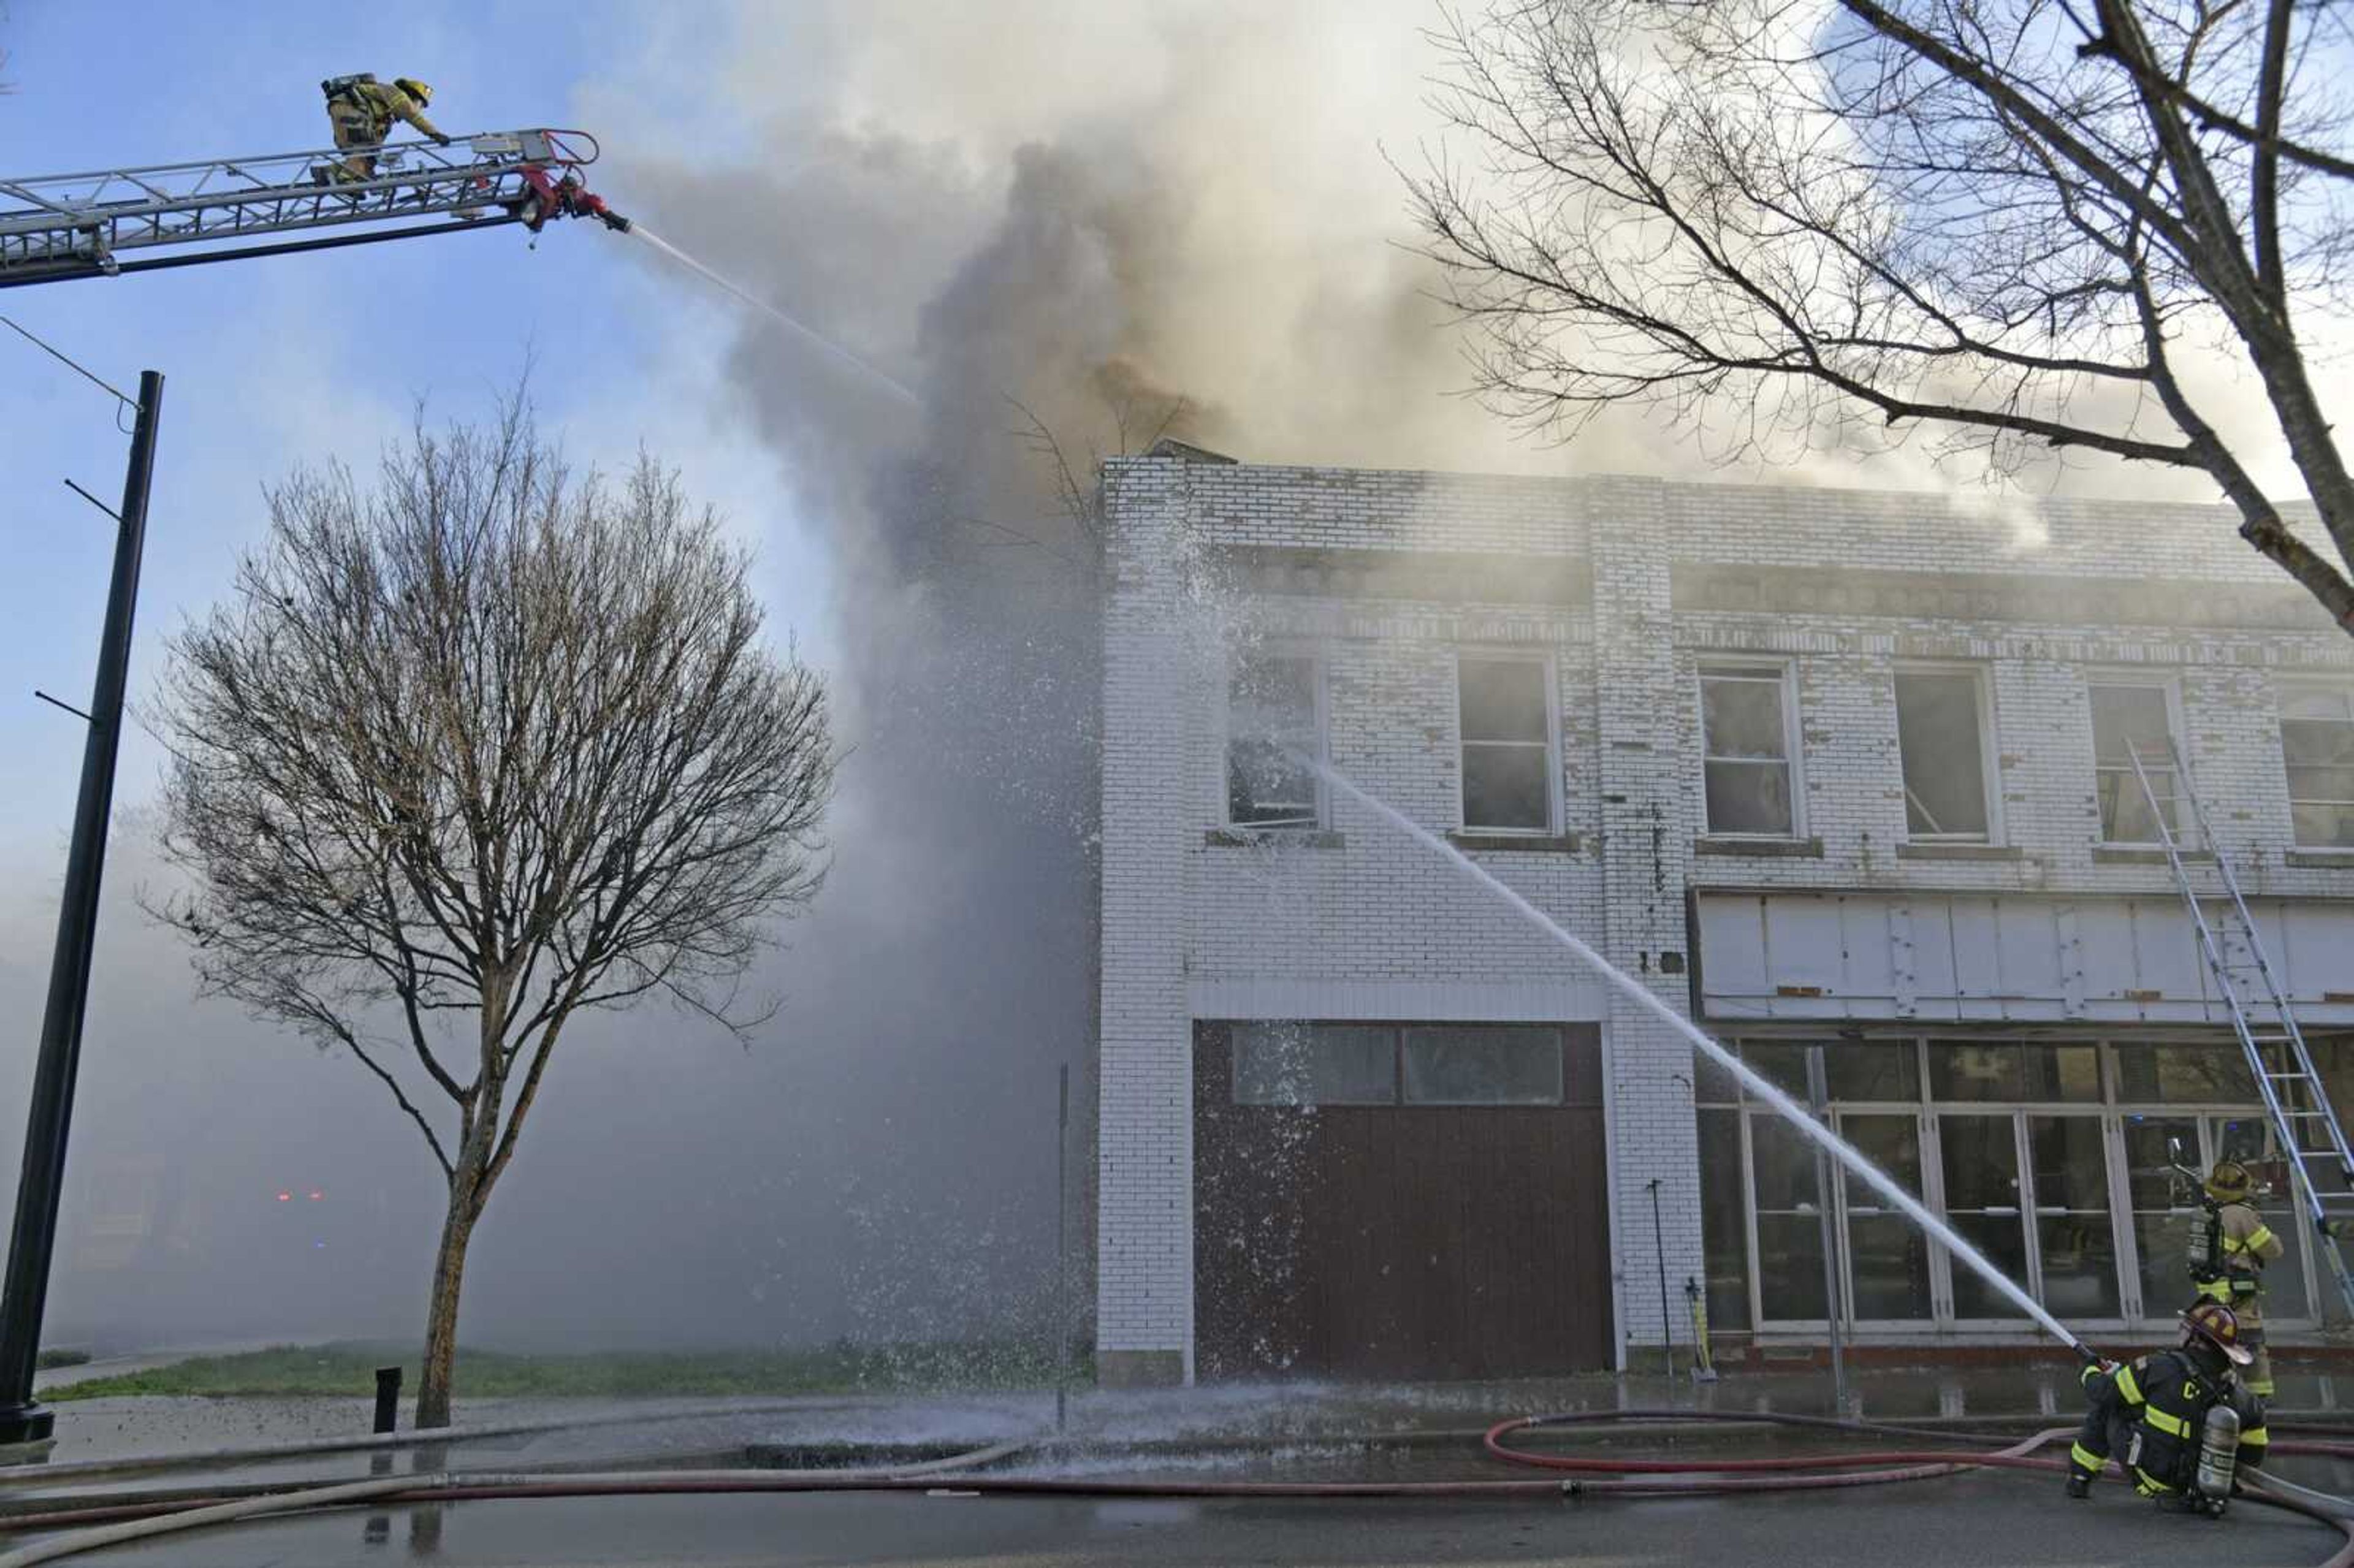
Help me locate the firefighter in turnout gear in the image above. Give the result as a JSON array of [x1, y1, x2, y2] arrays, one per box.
[[2066, 1303, 2268, 1513], [2190, 1158, 2284, 1398], [316, 74, 449, 184]]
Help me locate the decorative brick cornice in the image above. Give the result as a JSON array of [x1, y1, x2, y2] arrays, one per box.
[[1670, 563, 2326, 631], [1219, 545, 1591, 606]]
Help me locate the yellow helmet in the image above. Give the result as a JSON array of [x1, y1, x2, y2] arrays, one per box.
[[394, 77, 432, 105], [2206, 1159, 2254, 1203]]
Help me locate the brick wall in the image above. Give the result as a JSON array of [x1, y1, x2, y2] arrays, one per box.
[[1097, 458, 2354, 1378]]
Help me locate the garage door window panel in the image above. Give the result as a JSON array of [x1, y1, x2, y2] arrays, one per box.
[[1402, 1026, 1564, 1105], [1232, 1022, 1396, 1106]]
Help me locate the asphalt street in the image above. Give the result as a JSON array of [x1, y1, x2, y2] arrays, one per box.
[[37, 1472, 2354, 1568]]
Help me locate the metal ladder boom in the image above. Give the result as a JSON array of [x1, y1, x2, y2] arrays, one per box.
[[2128, 738, 2354, 1314], [0, 130, 601, 287]]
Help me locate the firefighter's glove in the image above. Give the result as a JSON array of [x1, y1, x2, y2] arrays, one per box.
[[433, 133, 453, 147]]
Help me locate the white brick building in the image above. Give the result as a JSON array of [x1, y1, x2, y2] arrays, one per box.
[[1096, 448, 2354, 1387]]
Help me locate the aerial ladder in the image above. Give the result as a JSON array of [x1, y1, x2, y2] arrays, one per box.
[[2130, 739, 2354, 1317], [0, 129, 630, 289]]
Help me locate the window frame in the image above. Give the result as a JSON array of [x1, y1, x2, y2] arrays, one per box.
[[2085, 672, 2189, 848], [1892, 661, 2003, 846], [1452, 649, 1563, 837], [1230, 1021, 1398, 1106], [1222, 644, 1330, 832], [2277, 678, 2354, 850], [1697, 658, 1804, 840], [1224, 1021, 1585, 1108], [1708, 1033, 2322, 1333]]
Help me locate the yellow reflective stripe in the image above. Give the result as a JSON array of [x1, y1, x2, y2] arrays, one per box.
[[2242, 1426, 2269, 1447], [2113, 1364, 2144, 1404], [2144, 1406, 2192, 1438], [2196, 1279, 2233, 1303], [2242, 1225, 2277, 1253], [2070, 1443, 2106, 1471]]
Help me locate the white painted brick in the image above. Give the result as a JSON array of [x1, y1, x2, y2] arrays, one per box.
[[1096, 459, 2354, 1372]]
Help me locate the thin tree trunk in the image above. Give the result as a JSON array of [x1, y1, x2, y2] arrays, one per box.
[[416, 1183, 478, 1428]]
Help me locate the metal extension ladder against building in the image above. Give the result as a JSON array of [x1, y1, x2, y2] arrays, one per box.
[[2128, 738, 2354, 1315]]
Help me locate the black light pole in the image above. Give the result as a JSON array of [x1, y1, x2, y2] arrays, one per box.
[[0, 370, 163, 1449]]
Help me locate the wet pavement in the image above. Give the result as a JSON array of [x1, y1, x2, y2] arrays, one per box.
[[9, 1364, 2354, 1566], [31, 1482, 2354, 1568]]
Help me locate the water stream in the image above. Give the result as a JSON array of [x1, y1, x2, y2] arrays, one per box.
[[1299, 755, 2088, 1355], [629, 226, 923, 409]]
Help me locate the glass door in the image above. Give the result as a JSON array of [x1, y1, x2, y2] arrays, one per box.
[[2120, 1114, 2202, 1323], [1938, 1113, 2032, 1319], [2027, 1114, 2122, 1319], [1838, 1112, 1934, 1321], [1748, 1112, 1830, 1323]]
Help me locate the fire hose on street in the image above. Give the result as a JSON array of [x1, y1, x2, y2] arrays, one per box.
[[5, 1410, 2354, 1568]]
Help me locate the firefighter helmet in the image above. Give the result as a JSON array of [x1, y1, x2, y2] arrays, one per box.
[[394, 77, 433, 106], [2206, 1159, 2255, 1203], [2182, 1301, 2257, 1366]]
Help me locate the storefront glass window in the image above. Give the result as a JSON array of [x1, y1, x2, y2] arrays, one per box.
[[1840, 1113, 1933, 1319], [1720, 1034, 2302, 1332], [2114, 1044, 2257, 1103], [1697, 1108, 1751, 1331], [1750, 1114, 1830, 1320], [1929, 1041, 2027, 1102], [1827, 1044, 1919, 1102]]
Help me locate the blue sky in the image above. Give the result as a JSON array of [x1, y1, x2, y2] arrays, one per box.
[[0, 1, 825, 864]]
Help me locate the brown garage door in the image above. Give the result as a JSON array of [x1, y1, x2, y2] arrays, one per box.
[[1194, 1020, 1612, 1380]]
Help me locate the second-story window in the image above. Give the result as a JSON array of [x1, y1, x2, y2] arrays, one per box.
[[2089, 679, 2182, 844], [1895, 666, 1995, 842], [2281, 684, 2354, 848], [1227, 650, 1324, 829], [1700, 662, 1796, 836], [1457, 655, 1556, 833]]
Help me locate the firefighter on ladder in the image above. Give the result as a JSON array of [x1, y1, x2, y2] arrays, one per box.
[[2191, 1157, 2284, 1399], [2066, 1302, 2269, 1512], [314, 74, 448, 184]]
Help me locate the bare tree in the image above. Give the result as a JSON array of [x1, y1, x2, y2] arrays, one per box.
[[1406, 0, 2354, 630], [149, 401, 834, 1425]]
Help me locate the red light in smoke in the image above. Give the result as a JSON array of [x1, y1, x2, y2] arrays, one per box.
[[308, 1191, 324, 1201], [276, 1192, 291, 1202]]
